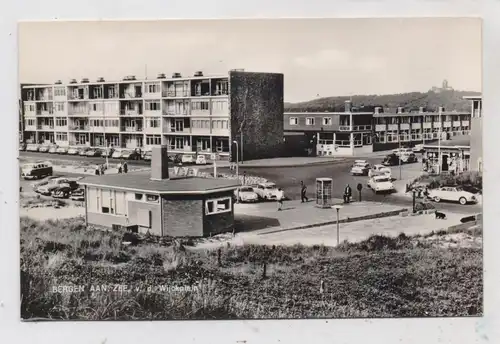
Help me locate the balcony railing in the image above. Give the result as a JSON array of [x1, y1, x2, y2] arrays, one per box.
[[164, 109, 189, 116], [37, 125, 55, 130], [163, 91, 190, 97], [168, 127, 191, 133], [212, 90, 229, 96], [339, 125, 351, 131], [121, 127, 143, 132], [352, 125, 372, 131], [120, 110, 143, 116], [69, 126, 89, 131]]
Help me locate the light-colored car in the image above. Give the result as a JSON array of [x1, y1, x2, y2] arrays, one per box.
[[56, 146, 69, 154], [181, 154, 194, 164], [26, 144, 40, 152], [234, 186, 259, 203], [368, 164, 392, 179], [350, 160, 370, 176], [412, 144, 425, 153], [86, 148, 102, 157], [428, 186, 477, 205], [79, 147, 91, 156], [36, 177, 75, 196], [67, 147, 80, 155], [143, 151, 152, 161], [112, 149, 123, 158], [367, 175, 395, 193], [48, 146, 58, 154], [196, 155, 207, 165], [38, 145, 50, 153], [253, 182, 280, 200], [393, 148, 412, 156]]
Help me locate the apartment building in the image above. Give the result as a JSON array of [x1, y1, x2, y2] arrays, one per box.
[[464, 95, 482, 172], [22, 70, 284, 162], [283, 101, 472, 157]]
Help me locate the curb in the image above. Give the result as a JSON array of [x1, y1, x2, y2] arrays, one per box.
[[231, 158, 349, 169], [256, 208, 408, 236]]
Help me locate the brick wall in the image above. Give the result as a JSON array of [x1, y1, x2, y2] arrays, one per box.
[[202, 190, 235, 236], [229, 71, 284, 162], [162, 195, 204, 237]]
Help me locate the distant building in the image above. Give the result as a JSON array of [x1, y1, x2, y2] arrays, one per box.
[[283, 101, 471, 156], [431, 79, 454, 93], [21, 70, 284, 162], [79, 146, 240, 237]]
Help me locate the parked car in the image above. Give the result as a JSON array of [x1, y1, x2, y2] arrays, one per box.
[[38, 145, 51, 153], [412, 144, 425, 153], [172, 154, 183, 164], [234, 186, 259, 203], [70, 188, 85, 201], [111, 149, 123, 159], [143, 150, 152, 161], [382, 154, 400, 166], [21, 162, 53, 180], [86, 148, 102, 157], [350, 160, 370, 176], [79, 147, 91, 156], [196, 155, 207, 165], [48, 145, 58, 154], [67, 147, 80, 155], [141, 150, 150, 160], [52, 185, 72, 199], [181, 154, 194, 164], [367, 175, 395, 194], [26, 143, 40, 152], [428, 186, 478, 205], [37, 178, 79, 196], [56, 146, 69, 154], [369, 164, 392, 179], [31, 176, 59, 192], [254, 182, 280, 200], [19, 142, 27, 151], [121, 149, 141, 160]]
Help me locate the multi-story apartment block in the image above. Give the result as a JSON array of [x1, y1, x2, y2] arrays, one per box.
[[22, 70, 284, 161], [284, 101, 472, 157], [464, 95, 482, 172]]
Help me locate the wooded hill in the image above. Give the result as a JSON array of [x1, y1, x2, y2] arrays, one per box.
[[285, 90, 481, 113]]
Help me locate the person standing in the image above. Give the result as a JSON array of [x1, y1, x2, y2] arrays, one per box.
[[276, 188, 285, 211], [343, 184, 352, 203], [300, 181, 309, 203], [117, 162, 123, 174], [123, 161, 128, 174]]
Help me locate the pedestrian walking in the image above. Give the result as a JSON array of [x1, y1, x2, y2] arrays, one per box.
[[300, 181, 309, 203], [276, 188, 285, 211], [123, 161, 128, 174], [117, 162, 123, 174], [343, 184, 352, 204]]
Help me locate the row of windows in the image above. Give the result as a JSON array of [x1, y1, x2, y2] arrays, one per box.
[[290, 116, 471, 126], [90, 119, 120, 127], [146, 119, 160, 128], [25, 119, 35, 126], [145, 101, 161, 111], [54, 87, 66, 96], [191, 119, 229, 129], [145, 84, 160, 94], [192, 101, 210, 110], [55, 132, 68, 141], [56, 118, 67, 126], [145, 135, 162, 145], [289, 117, 332, 126]]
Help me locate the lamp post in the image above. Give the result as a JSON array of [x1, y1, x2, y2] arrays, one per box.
[[233, 140, 239, 178], [332, 205, 343, 245]]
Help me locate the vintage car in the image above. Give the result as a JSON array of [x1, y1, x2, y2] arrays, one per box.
[[195, 155, 207, 165], [428, 186, 478, 205], [121, 149, 141, 160], [86, 148, 102, 157], [143, 150, 152, 161], [253, 182, 280, 201], [400, 152, 418, 163], [70, 188, 85, 201], [368, 164, 392, 179], [38, 145, 51, 153], [79, 147, 92, 156], [52, 186, 72, 199], [101, 147, 114, 158], [26, 143, 41, 152], [234, 186, 259, 203], [56, 146, 69, 154], [48, 145, 58, 154], [382, 154, 400, 166], [21, 163, 53, 180], [181, 154, 194, 164], [367, 175, 395, 194], [37, 178, 79, 196], [111, 149, 123, 158], [67, 147, 80, 155], [350, 160, 370, 176], [412, 144, 425, 153]]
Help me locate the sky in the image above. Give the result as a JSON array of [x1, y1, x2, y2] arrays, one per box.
[[18, 18, 481, 102]]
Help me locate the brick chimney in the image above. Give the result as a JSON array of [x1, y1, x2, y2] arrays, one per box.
[[374, 106, 381, 114], [419, 107, 424, 113], [439, 106, 445, 113], [344, 100, 351, 112], [150, 145, 170, 181], [397, 107, 403, 114]]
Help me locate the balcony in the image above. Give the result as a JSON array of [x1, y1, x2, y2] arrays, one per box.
[[37, 110, 53, 116], [163, 90, 190, 98], [375, 124, 386, 131], [462, 120, 470, 127], [121, 126, 143, 133], [433, 122, 442, 129], [411, 122, 422, 129], [453, 121, 462, 127], [120, 110, 143, 116], [167, 127, 191, 134], [388, 124, 398, 131], [37, 125, 55, 130], [352, 125, 372, 131], [144, 126, 162, 135], [163, 109, 189, 116], [400, 123, 410, 130], [443, 121, 452, 128], [339, 126, 351, 131], [423, 122, 432, 129], [69, 125, 89, 131]]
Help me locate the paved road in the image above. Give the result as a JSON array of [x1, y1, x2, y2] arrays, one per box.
[[20, 151, 153, 167], [224, 158, 482, 215]]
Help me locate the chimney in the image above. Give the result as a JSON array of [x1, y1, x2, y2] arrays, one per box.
[[439, 106, 445, 113], [397, 107, 403, 114], [344, 100, 351, 112], [419, 107, 424, 113], [150, 145, 170, 181], [374, 106, 380, 114]]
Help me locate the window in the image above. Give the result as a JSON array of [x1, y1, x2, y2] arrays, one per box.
[[146, 83, 160, 93], [289, 117, 298, 125], [55, 103, 65, 112], [91, 103, 102, 112], [146, 194, 159, 203], [148, 118, 160, 128], [212, 100, 228, 112], [145, 101, 160, 111], [135, 193, 143, 200], [205, 197, 232, 215], [212, 120, 228, 129], [323, 117, 332, 125], [26, 119, 35, 126], [192, 101, 209, 110], [306, 117, 315, 125], [55, 118, 67, 126], [146, 135, 161, 145], [55, 132, 68, 141], [54, 87, 66, 97]]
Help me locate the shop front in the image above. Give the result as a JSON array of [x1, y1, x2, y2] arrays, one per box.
[[423, 136, 470, 175]]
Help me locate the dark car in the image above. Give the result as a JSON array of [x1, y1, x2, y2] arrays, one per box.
[[70, 188, 85, 201], [101, 147, 115, 158], [121, 149, 141, 160], [382, 154, 400, 166], [52, 186, 72, 199]]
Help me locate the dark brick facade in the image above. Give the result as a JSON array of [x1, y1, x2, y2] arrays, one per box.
[[162, 195, 204, 237], [229, 71, 284, 162], [202, 190, 235, 236]]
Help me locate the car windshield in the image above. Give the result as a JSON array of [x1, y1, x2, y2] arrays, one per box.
[[375, 178, 390, 183], [240, 187, 253, 192], [265, 185, 276, 189]]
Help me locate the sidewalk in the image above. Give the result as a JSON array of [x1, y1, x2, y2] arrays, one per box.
[[214, 157, 346, 168], [233, 198, 407, 234]]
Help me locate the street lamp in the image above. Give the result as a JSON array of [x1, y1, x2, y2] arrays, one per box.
[[332, 204, 343, 246], [232, 140, 239, 178]]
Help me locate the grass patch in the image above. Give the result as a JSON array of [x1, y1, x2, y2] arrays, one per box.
[[20, 218, 483, 320]]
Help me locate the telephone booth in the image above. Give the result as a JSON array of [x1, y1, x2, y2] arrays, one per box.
[[316, 178, 333, 208]]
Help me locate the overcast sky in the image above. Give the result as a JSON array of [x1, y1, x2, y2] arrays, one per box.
[[18, 18, 481, 102]]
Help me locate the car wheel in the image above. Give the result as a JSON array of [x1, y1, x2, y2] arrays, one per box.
[[459, 197, 467, 205], [433, 196, 441, 203]]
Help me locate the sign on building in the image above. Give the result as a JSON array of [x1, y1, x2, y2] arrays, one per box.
[[173, 166, 199, 177]]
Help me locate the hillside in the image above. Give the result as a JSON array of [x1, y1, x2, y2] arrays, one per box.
[[285, 90, 481, 113]]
